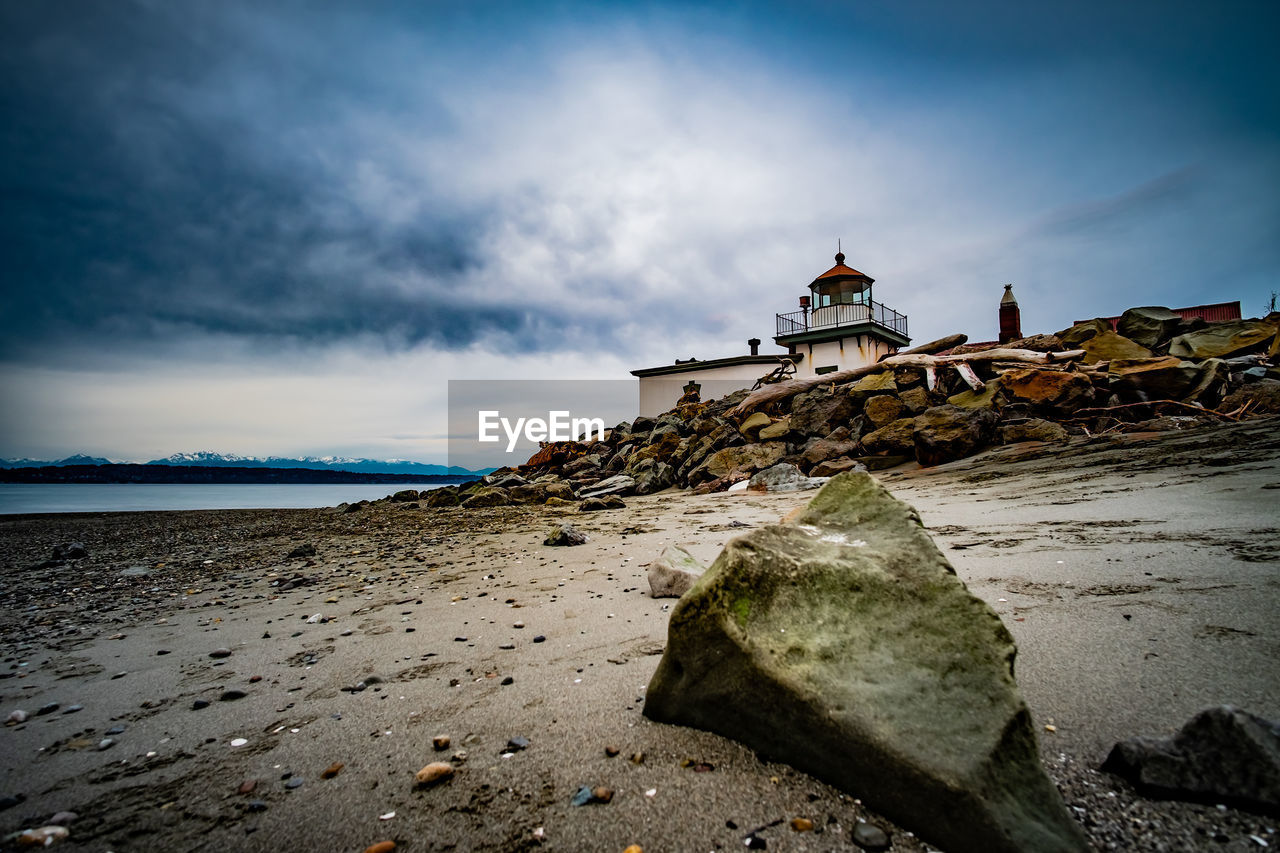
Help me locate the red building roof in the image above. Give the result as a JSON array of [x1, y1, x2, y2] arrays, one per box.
[[1082, 301, 1243, 330]]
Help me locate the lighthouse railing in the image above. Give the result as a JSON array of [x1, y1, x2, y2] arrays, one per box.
[[775, 300, 908, 338]]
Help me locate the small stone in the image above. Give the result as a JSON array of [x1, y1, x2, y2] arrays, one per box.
[[219, 689, 247, 702], [432, 735, 451, 751], [415, 762, 455, 787], [624, 846, 643, 853], [544, 523, 589, 547], [246, 800, 268, 812], [209, 648, 232, 659], [97, 738, 115, 750], [852, 821, 891, 851], [192, 699, 210, 710], [51, 542, 87, 560], [533, 635, 546, 643], [499, 643, 515, 650], [61, 704, 83, 715], [286, 777, 304, 789], [110, 672, 127, 680], [571, 785, 593, 807], [105, 725, 126, 735], [36, 703, 59, 716], [454, 637, 468, 643], [363, 842, 396, 853], [156, 649, 171, 655], [321, 762, 344, 779], [5, 710, 27, 725], [513, 621, 525, 629], [630, 752, 645, 765], [238, 780, 257, 794], [501, 676, 514, 685], [506, 736, 530, 751], [591, 786, 614, 803], [605, 745, 620, 757], [15, 826, 69, 847], [790, 817, 814, 832], [48, 811, 77, 826], [230, 738, 248, 747], [249, 675, 262, 683], [745, 835, 767, 849]]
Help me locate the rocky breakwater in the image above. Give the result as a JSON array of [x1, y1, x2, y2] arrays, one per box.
[[413, 305, 1279, 509], [643, 472, 1090, 853]]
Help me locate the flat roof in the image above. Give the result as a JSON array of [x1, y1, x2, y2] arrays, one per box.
[[630, 353, 800, 378]]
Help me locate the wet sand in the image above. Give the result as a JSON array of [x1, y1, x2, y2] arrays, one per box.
[[2, 417, 1278, 852]]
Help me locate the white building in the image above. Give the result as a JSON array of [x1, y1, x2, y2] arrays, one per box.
[[631, 250, 911, 416]]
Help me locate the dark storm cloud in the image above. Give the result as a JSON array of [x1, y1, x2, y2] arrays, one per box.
[[0, 1, 632, 361]]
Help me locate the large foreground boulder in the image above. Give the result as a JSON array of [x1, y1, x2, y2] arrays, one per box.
[[1101, 705, 1280, 815], [644, 473, 1087, 853]]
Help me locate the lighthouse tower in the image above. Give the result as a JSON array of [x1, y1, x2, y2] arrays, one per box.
[[773, 248, 910, 378]]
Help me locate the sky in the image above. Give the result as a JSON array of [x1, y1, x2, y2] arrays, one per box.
[[2, 0, 1277, 464]]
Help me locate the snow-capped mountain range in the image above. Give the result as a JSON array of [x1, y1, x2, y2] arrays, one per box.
[[0, 451, 490, 476]]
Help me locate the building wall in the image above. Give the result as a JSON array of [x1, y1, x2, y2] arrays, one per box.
[[789, 334, 897, 379], [637, 363, 785, 417]]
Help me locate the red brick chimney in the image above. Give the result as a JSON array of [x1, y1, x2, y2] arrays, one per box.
[[999, 284, 1021, 343]]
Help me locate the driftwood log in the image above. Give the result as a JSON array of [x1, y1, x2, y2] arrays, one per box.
[[734, 348, 1086, 416]]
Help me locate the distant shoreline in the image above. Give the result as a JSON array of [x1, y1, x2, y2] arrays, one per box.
[[0, 463, 479, 485]]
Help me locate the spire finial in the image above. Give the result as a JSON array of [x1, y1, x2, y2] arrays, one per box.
[[835, 239, 845, 266]]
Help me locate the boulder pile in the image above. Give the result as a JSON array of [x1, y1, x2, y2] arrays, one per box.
[[424, 307, 1279, 507]]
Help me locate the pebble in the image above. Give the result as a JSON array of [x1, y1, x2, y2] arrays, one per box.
[[192, 699, 210, 710], [501, 676, 514, 685], [363, 842, 396, 853], [15, 826, 69, 847], [219, 689, 247, 702], [105, 725, 126, 735], [36, 703, 59, 716], [48, 812, 77, 826], [506, 736, 530, 752], [624, 847, 643, 853], [790, 817, 814, 832], [286, 778, 304, 789], [110, 672, 127, 680], [513, 621, 525, 629], [156, 649, 171, 655], [605, 745, 620, 757], [415, 762, 455, 787], [745, 835, 767, 849], [5, 710, 27, 725], [246, 800, 268, 812], [321, 762, 345, 779], [852, 821, 891, 851], [230, 738, 248, 747], [499, 643, 515, 650], [97, 738, 115, 751], [238, 780, 257, 794], [61, 704, 83, 715], [432, 735, 451, 751], [532, 635, 546, 643], [209, 648, 232, 659], [249, 675, 262, 683]]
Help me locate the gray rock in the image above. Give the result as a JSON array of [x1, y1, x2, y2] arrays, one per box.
[[644, 473, 1088, 853], [852, 821, 891, 850], [863, 395, 905, 428], [999, 419, 1069, 445], [578, 475, 636, 499], [580, 495, 626, 511], [912, 405, 998, 467], [1117, 306, 1183, 349], [1168, 321, 1277, 360], [1101, 705, 1280, 814], [484, 472, 529, 489], [747, 462, 829, 493], [390, 489, 420, 502], [647, 545, 707, 598], [461, 486, 511, 508], [425, 487, 461, 508], [544, 523, 589, 547], [52, 542, 87, 561], [860, 417, 917, 455], [789, 389, 857, 437]]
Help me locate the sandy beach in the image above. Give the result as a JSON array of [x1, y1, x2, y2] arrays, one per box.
[[2, 417, 1278, 852]]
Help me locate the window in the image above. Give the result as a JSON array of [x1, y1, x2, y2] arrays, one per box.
[[815, 365, 838, 375]]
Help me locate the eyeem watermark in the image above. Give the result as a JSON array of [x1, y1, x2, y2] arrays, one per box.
[[478, 410, 606, 453]]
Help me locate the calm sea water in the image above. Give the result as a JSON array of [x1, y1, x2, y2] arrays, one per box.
[[0, 483, 450, 515]]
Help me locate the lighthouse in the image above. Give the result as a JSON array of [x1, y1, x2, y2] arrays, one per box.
[[773, 248, 910, 377]]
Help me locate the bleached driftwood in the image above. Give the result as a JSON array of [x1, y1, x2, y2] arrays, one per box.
[[880, 333, 969, 360], [734, 348, 1086, 415]]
